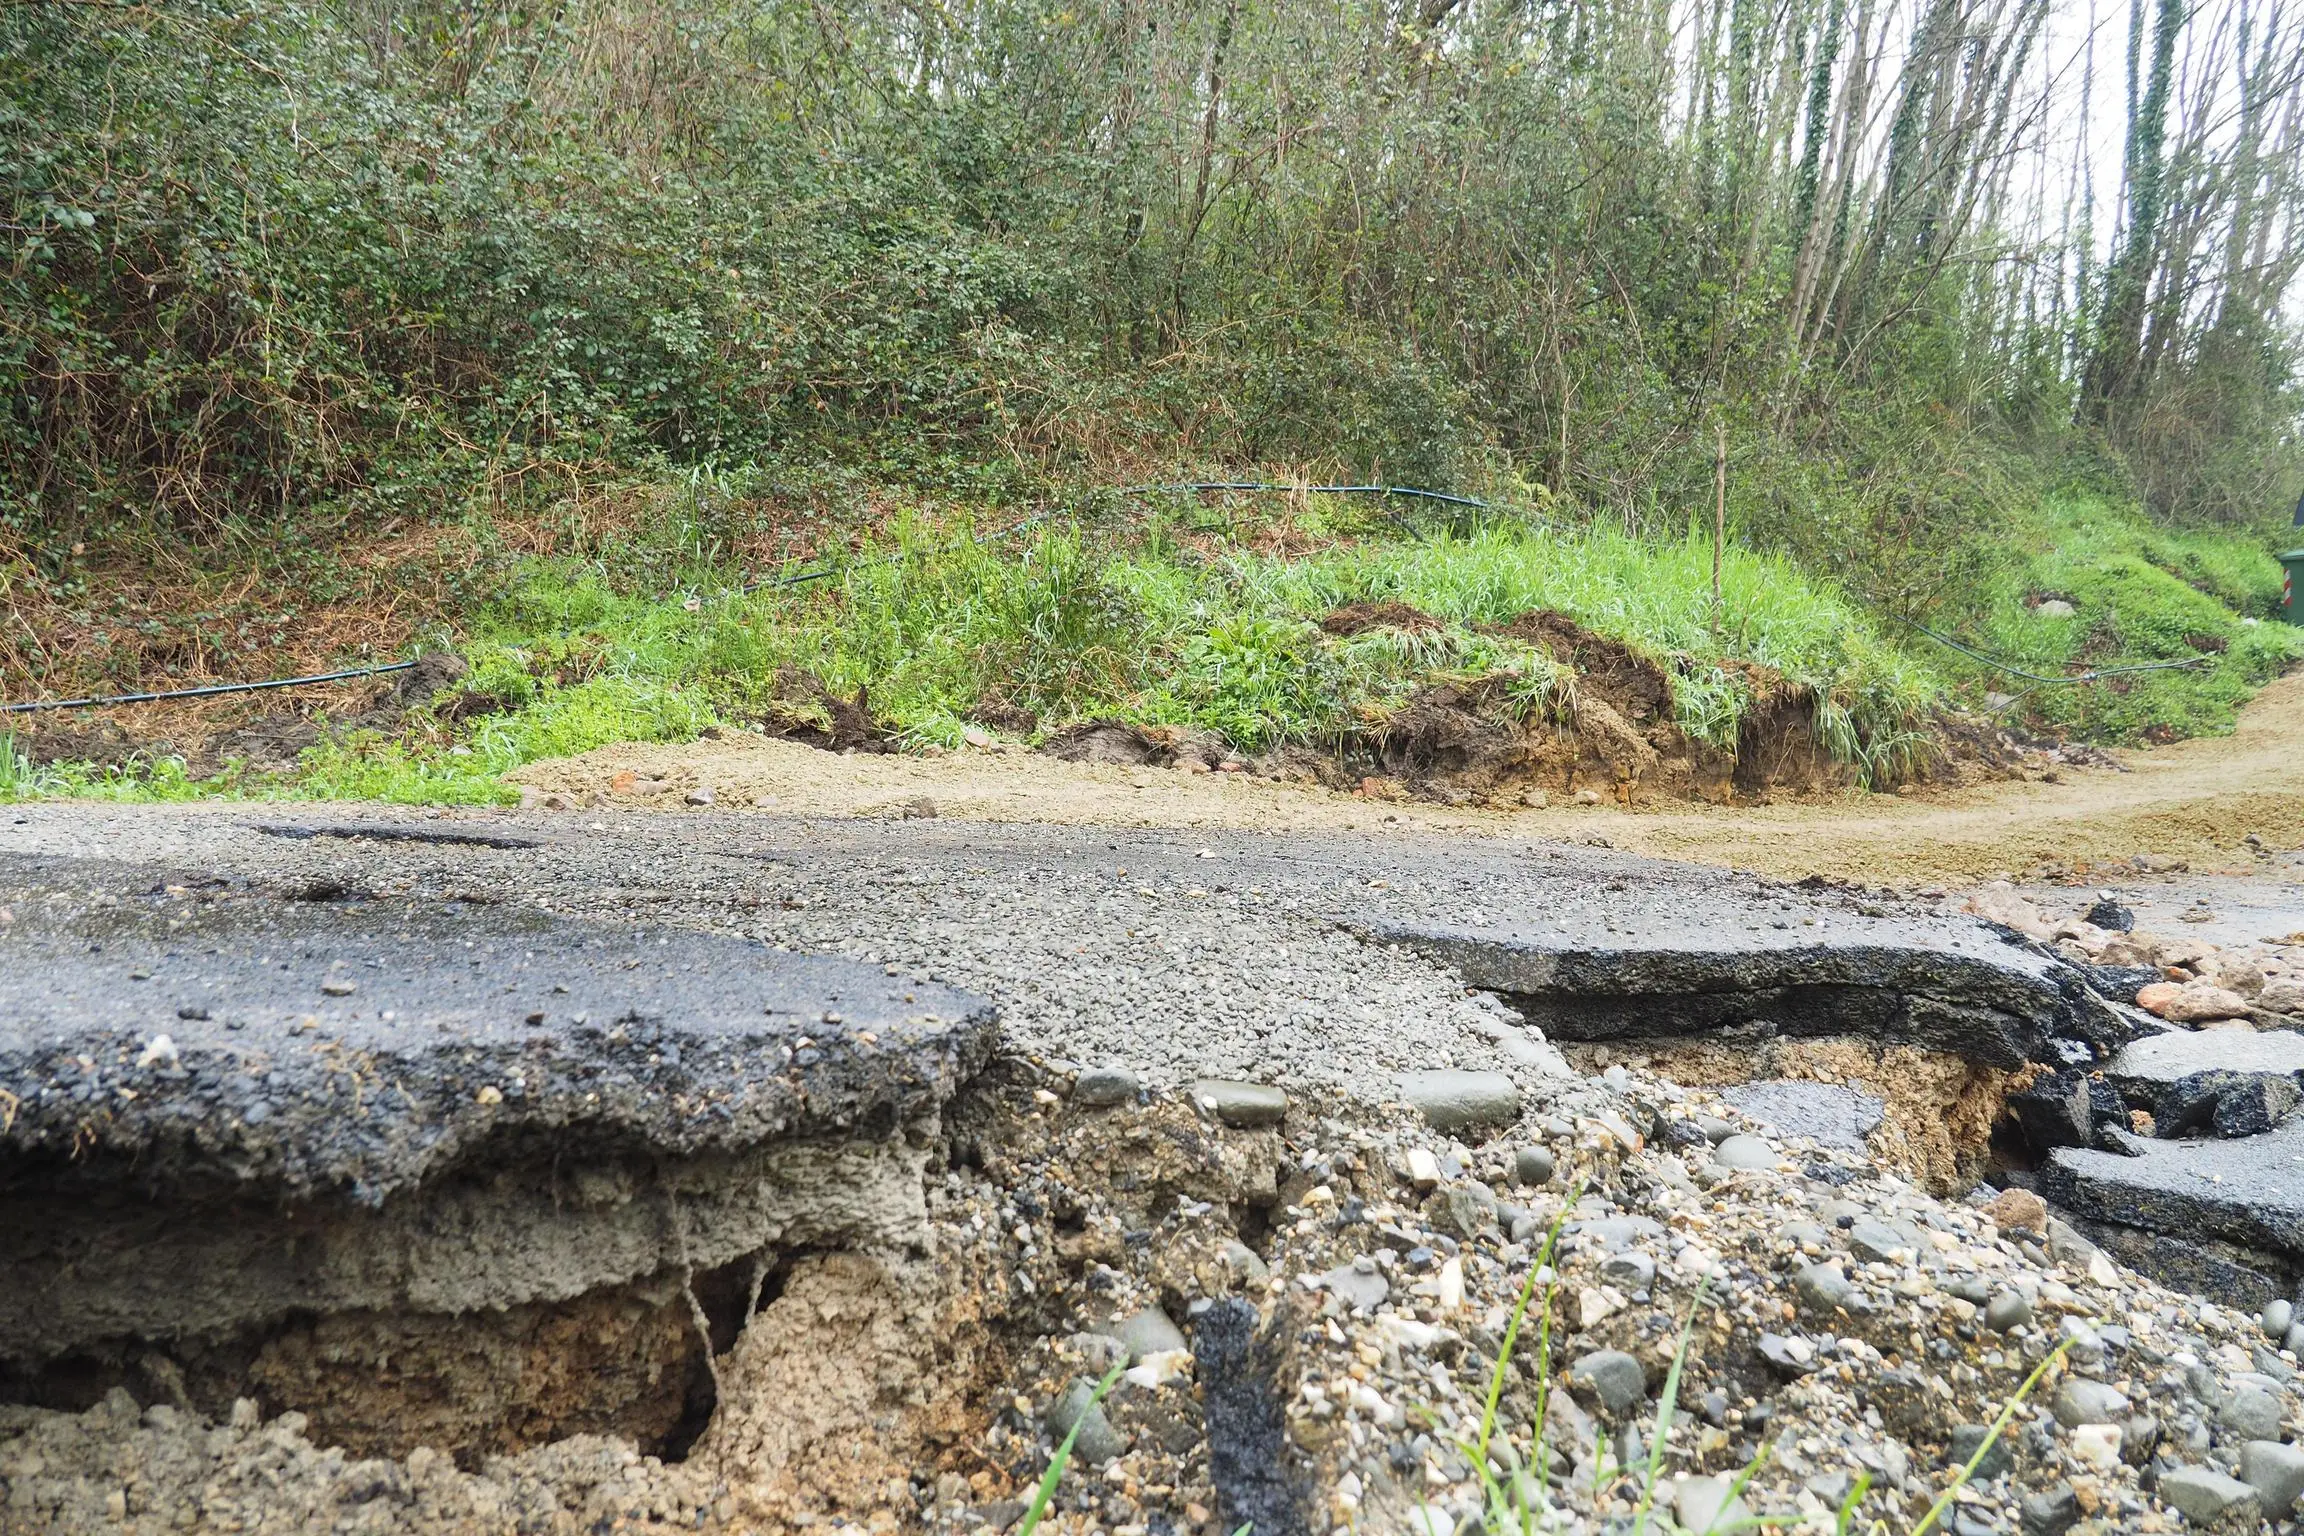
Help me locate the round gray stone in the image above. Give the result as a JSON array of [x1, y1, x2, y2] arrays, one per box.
[[1397, 1069, 1523, 1133], [2052, 1378, 2131, 1428], [1514, 1145, 1555, 1187], [1072, 1065, 1139, 1107], [1568, 1349, 1648, 1417], [1986, 1291, 2034, 1332], [1711, 1135, 1777, 1171], [1045, 1378, 1127, 1464], [1189, 1078, 1287, 1127], [2263, 1299, 2295, 1341]]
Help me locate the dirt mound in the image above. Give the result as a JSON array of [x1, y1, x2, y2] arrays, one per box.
[[1319, 601, 1444, 637], [1040, 719, 1235, 769], [1495, 610, 1674, 728], [748, 667, 887, 752], [1730, 677, 1836, 797], [1324, 612, 1850, 808]]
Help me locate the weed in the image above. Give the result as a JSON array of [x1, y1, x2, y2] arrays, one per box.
[[1015, 1363, 1127, 1536]]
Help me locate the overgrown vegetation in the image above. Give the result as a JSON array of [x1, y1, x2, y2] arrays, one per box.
[[2, 0, 2301, 796]]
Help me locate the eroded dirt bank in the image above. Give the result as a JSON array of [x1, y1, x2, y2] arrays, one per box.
[[507, 667, 2304, 887]]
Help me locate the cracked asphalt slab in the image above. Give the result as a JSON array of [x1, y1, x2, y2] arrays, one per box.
[[0, 879, 995, 1200]]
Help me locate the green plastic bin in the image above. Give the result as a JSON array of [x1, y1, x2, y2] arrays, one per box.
[[2286, 549, 2304, 624]]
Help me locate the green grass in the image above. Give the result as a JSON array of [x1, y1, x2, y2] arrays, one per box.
[[1446, 1185, 2073, 1536], [392, 505, 1946, 798], [1940, 496, 2303, 741], [3, 489, 2294, 805]]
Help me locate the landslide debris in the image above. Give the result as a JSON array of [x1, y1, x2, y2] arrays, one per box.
[[9, 1049, 2303, 1536]]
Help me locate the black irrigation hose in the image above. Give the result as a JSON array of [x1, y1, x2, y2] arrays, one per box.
[[1121, 481, 1495, 510], [1, 659, 417, 716], [1904, 622, 2215, 685]]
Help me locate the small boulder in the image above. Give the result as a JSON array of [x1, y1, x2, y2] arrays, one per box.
[[1105, 1309, 1187, 1363], [2239, 1440, 2304, 1517], [2218, 1385, 2286, 1442], [1514, 1145, 1555, 1186], [1044, 1379, 1127, 1464], [1396, 1069, 1523, 1133], [1672, 1475, 1751, 1535], [2165, 983, 2257, 1024], [2158, 1466, 2259, 1528], [1320, 1258, 1389, 1312], [2018, 1483, 2079, 1536], [1711, 1134, 1777, 1171], [1072, 1065, 1139, 1107], [1986, 1186, 2050, 1234], [1947, 1423, 2015, 1480], [1985, 1291, 2035, 1332], [1793, 1263, 1852, 1313], [1189, 1079, 1286, 1127], [1567, 1350, 1647, 1417], [2052, 1378, 2130, 1428]]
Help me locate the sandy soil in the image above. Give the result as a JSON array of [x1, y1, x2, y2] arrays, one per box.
[[508, 667, 2304, 887]]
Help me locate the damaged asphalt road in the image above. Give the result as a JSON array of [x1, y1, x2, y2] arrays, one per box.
[[7, 801, 2304, 1534], [0, 802, 2144, 1100]]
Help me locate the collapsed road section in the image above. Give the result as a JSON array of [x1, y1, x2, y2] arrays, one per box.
[[0, 857, 996, 1462]]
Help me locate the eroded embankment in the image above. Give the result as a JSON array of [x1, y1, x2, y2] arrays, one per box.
[[0, 871, 994, 1466]]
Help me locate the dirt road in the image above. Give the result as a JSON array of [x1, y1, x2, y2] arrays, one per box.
[[511, 666, 2304, 887]]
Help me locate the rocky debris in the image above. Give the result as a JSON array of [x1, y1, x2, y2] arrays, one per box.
[[2107, 1028, 2304, 1095], [2007, 1068, 2127, 1153], [2154, 1069, 2300, 1139], [2042, 1120, 2304, 1303], [1373, 898, 2126, 1070], [11, 810, 2304, 1535], [8, 1043, 2304, 1536]]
